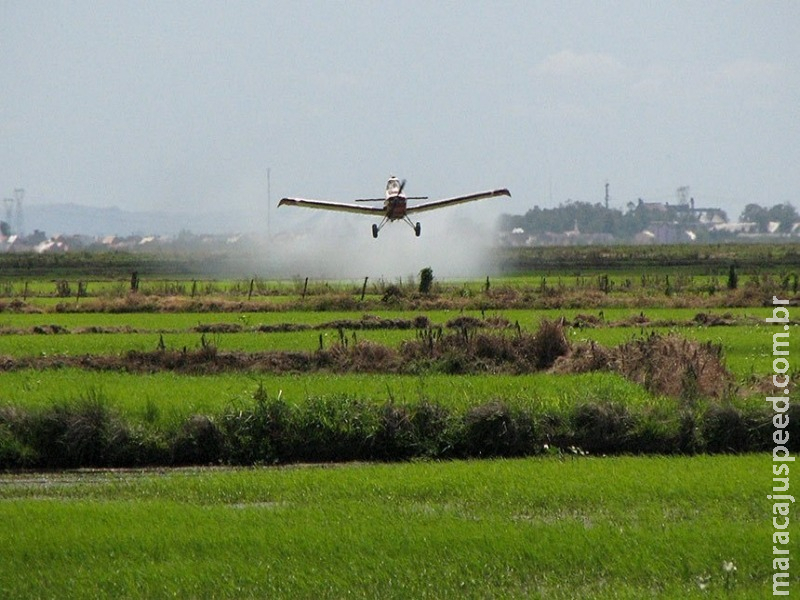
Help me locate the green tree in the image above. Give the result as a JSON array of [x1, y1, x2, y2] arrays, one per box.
[[727, 265, 738, 290], [739, 204, 770, 232], [768, 203, 799, 233], [419, 267, 434, 294]]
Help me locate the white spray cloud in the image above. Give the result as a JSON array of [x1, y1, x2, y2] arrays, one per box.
[[258, 204, 500, 281]]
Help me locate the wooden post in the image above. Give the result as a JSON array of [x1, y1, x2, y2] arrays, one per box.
[[248, 278, 255, 301], [361, 276, 369, 301], [302, 277, 309, 299]]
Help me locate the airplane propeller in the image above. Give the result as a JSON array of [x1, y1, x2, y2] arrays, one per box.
[[354, 179, 428, 202]]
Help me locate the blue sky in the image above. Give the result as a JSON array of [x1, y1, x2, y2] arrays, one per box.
[[1, 1, 798, 232]]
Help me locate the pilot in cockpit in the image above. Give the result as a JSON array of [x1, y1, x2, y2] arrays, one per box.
[[386, 177, 401, 196]]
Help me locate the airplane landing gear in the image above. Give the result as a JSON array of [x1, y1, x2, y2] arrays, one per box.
[[372, 223, 379, 238], [414, 222, 421, 237]]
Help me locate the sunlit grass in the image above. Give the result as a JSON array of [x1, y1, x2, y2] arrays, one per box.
[[0, 455, 781, 599], [0, 369, 673, 427]]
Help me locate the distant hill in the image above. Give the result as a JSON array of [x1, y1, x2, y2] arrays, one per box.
[[24, 203, 255, 237]]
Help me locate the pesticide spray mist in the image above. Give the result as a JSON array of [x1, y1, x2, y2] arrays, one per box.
[[252, 208, 501, 283]]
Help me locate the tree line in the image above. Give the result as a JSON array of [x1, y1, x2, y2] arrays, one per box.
[[499, 200, 798, 238]]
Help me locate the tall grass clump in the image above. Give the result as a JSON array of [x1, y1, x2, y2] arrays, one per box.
[[0, 389, 787, 469], [10, 399, 135, 468], [460, 401, 538, 457], [372, 400, 460, 459], [220, 384, 293, 465], [172, 415, 224, 465], [0, 408, 35, 468], [570, 402, 636, 454], [287, 395, 379, 462], [556, 332, 733, 400], [400, 318, 571, 374], [702, 404, 770, 453]]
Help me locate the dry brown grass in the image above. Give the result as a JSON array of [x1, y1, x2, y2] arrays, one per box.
[[555, 332, 733, 399]]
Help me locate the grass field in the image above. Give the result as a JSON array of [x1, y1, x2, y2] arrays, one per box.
[[0, 369, 672, 426], [0, 247, 796, 598], [0, 306, 781, 380], [0, 455, 783, 599]]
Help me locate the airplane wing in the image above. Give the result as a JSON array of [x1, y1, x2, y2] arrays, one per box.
[[278, 198, 385, 216], [405, 189, 511, 215]]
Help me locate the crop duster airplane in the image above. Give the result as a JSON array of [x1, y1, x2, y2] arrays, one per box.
[[279, 176, 511, 238]]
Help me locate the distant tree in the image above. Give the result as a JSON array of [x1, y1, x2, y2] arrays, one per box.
[[727, 265, 738, 290], [740, 204, 771, 232], [419, 267, 434, 294], [768, 203, 799, 233], [739, 203, 798, 233], [0, 221, 9, 237]]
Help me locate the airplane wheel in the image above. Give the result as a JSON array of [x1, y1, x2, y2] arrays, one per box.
[[372, 224, 379, 238], [415, 222, 421, 237]]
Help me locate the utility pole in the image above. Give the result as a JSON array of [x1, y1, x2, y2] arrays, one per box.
[[676, 186, 690, 206], [604, 181, 610, 210], [267, 168, 271, 240], [13, 189, 24, 236], [2, 198, 13, 233]]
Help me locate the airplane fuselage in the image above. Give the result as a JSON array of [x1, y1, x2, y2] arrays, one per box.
[[384, 195, 408, 220]]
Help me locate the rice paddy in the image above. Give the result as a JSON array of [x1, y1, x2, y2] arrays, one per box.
[[1, 246, 797, 597], [0, 455, 782, 599]]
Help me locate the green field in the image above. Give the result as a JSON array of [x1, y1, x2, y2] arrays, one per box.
[[0, 247, 796, 598], [0, 455, 785, 599], [0, 369, 673, 425]]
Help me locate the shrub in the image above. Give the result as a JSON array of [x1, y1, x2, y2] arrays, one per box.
[[289, 396, 379, 462], [461, 401, 536, 457], [172, 415, 224, 465], [786, 403, 800, 452], [571, 402, 635, 454], [727, 264, 738, 290], [702, 404, 767, 453], [419, 267, 434, 294], [220, 386, 292, 465], [381, 285, 404, 303], [410, 401, 457, 457], [371, 403, 417, 460], [20, 400, 135, 468], [0, 422, 33, 468], [519, 318, 570, 370], [676, 409, 705, 454]]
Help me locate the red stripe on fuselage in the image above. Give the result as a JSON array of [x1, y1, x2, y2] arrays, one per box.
[[385, 196, 407, 220]]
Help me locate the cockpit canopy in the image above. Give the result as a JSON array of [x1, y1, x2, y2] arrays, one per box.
[[386, 177, 401, 196]]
